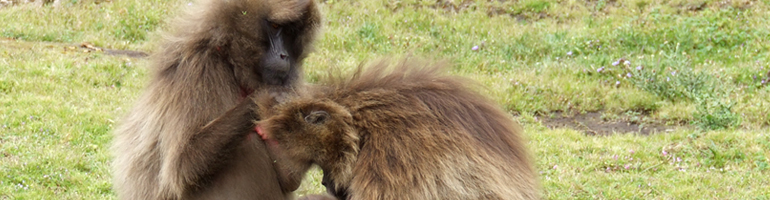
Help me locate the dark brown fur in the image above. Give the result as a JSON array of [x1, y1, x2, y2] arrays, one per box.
[[111, 0, 321, 199], [256, 59, 540, 200]]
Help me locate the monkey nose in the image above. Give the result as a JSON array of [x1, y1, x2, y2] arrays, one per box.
[[279, 53, 288, 60]]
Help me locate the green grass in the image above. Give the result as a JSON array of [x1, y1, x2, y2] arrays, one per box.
[[2, 0, 769, 199]]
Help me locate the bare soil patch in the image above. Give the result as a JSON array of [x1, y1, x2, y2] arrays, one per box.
[[1, 39, 148, 58], [538, 111, 675, 136], [78, 42, 148, 58]]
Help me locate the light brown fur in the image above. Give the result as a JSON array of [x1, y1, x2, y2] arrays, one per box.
[[111, 0, 321, 199], [256, 59, 540, 200]]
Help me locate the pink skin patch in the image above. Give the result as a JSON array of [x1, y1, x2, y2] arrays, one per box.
[[255, 124, 279, 146], [255, 125, 267, 140]]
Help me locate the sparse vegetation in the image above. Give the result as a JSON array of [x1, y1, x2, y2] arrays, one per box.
[[1, 0, 769, 199]]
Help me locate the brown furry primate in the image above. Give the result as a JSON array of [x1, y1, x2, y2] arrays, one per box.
[[255, 60, 540, 200], [111, 0, 321, 199]]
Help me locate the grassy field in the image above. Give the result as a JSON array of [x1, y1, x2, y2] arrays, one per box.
[[1, 0, 769, 199]]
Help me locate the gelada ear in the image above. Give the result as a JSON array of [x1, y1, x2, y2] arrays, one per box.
[[304, 110, 329, 124]]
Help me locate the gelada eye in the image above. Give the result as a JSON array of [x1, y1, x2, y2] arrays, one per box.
[[271, 23, 280, 29]]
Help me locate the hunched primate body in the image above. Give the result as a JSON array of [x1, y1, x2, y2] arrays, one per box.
[[255, 59, 540, 200], [111, 0, 321, 199]]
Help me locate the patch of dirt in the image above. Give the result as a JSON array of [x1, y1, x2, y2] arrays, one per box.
[[78, 42, 148, 58], [1, 0, 110, 8], [539, 112, 675, 136], [2, 40, 148, 58], [678, 1, 708, 12], [0, 0, 58, 8], [431, 0, 475, 13], [387, 0, 560, 23]]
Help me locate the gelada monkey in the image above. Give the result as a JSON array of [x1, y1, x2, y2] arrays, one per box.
[[256, 59, 540, 200], [111, 0, 321, 199]]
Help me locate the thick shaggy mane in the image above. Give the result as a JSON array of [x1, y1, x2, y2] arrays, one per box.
[[111, 0, 322, 199], [311, 58, 540, 199]]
